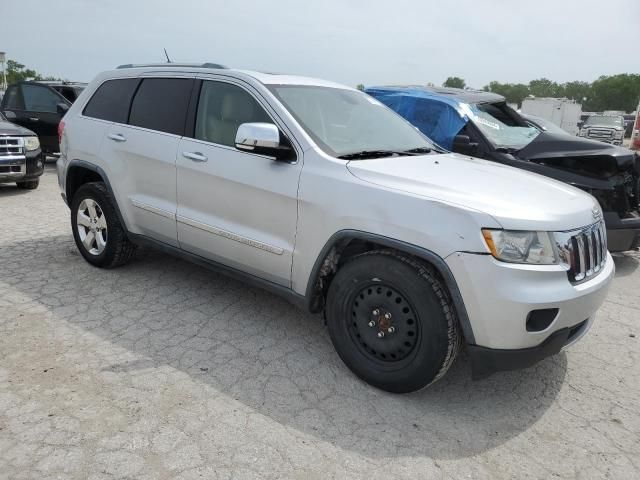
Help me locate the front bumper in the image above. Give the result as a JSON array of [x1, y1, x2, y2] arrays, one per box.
[[604, 211, 640, 252], [0, 149, 44, 183], [446, 251, 614, 375]]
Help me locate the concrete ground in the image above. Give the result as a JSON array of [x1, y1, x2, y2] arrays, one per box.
[[1, 167, 639, 480]]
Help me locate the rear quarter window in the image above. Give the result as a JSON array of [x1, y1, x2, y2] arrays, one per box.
[[128, 78, 194, 136], [83, 78, 140, 123]]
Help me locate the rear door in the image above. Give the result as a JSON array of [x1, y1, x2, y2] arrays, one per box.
[[101, 75, 195, 246], [1, 83, 67, 152], [176, 78, 301, 286]]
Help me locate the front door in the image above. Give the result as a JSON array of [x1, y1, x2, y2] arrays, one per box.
[[176, 79, 301, 286]]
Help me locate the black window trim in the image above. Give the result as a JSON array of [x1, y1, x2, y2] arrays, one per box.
[[186, 75, 300, 163]]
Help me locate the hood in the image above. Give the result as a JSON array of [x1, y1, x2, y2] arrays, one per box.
[[517, 132, 637, 173], [347, 152, 600, 232], [0, 119, 36, 137]]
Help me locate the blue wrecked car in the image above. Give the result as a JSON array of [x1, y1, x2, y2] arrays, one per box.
[[365, 86, 640, 252]]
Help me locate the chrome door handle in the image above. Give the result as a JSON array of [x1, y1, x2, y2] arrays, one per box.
[[182, 151, 208, 162], [107, 133, 126, 142], [29, 117, 39, 122]]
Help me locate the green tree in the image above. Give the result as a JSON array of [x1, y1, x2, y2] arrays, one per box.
[[484, 81, 530, 107], [356, 83, 365, 91], [588, 74, 640, 112], [528, 78, 563, 98], [443, 76, 466, 89], [562, 81, 592, 106], [5, 59, 59, 85], [6, 59, 42, 84]]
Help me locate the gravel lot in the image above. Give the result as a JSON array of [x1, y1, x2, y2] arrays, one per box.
[[1, 166, 639, 480]]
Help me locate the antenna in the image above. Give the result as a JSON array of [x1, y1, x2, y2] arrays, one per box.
[[163, 48, 172, 63]]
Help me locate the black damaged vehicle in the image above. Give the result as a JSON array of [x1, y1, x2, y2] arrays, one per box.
[[366, 86, 640, 251], [0, 112, 44, 189]]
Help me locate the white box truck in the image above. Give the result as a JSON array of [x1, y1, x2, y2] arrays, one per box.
[[521, 97, 582, 136]]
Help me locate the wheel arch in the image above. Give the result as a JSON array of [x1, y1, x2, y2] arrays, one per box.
[[305, 230, 476, 344], [65, 160, 128, 234]]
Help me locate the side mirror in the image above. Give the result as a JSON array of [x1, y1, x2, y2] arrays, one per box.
[[56, 103, 70, 117], [452, 134, 479, 155], [235, 122, 294, 161]]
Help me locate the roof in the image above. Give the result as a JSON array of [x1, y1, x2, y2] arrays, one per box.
[[109, 63, 352, 90], [365, 85, 505, 105]]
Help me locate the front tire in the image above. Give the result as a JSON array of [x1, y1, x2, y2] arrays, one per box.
[[16, 179, 39, 189], [325, 251, 460, 393], [71, 182, 136, 268]]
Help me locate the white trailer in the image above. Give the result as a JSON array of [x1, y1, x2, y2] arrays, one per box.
[[521, 97, 582, 136]]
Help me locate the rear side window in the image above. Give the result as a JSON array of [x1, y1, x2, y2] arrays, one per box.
[[3, 85, 23, 109], [128, 78, 193, 135], [83, 78, 139, 123]]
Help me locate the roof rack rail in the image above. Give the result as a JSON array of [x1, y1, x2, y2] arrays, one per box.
[[116, 62, 228, 70]]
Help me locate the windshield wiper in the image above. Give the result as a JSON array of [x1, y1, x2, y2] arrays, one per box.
[[337, 150, 410, 160], [402, 147, 432, 154]]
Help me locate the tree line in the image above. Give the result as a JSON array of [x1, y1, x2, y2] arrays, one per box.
[[3, 59, 61, 85], [443, 75, 640, 113]]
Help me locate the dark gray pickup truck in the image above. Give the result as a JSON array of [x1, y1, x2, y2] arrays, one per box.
[[0, 112, 44, 189]]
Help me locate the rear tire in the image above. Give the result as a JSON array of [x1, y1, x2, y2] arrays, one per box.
[[71, 182, 136, 268], [325, 251, 460, 393], [16, 179, 39, 189]]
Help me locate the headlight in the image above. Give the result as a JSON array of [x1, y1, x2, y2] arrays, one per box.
[[614, 130, 623, 139], [24, 136, 40, 151], [482, 229, 558, 265]]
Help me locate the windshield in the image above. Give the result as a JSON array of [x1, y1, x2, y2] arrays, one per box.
[[267, 85, 434, 158], [585, 115, 623, 127], [525, 115, 568, 135], [467, 102, 540, 150]]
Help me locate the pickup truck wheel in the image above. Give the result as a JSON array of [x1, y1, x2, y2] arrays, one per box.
[[16, 179, 39, 189], [70, 182, 136, 268], [325, 251, 460, 393]]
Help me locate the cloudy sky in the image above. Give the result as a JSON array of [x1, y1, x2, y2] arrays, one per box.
[[3, 0, 638, 88]]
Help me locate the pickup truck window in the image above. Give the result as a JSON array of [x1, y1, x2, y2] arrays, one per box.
[[268, 85, 433, 158], [584, 115, 624, 127]]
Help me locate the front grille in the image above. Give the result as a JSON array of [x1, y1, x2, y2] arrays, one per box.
[[0, 137, 24, 157], [567, 222, 607, 283], [586, 128, 614, 139]]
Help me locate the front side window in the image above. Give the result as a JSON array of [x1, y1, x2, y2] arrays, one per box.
[[268, 85, 433, 158], [129, 78, 194, 135], [83, 78, 139, 123], [21, 84, 61, 113], [194, 81, 272, 147]]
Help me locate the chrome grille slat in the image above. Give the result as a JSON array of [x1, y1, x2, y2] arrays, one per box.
[[564, 221, 607, 284], [0, 137, 25, 159]]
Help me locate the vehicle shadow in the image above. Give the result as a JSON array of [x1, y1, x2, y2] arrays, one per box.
[[0, 183, 31, 197], [612, 251, 639, 278], [1, 234, 567, 461]]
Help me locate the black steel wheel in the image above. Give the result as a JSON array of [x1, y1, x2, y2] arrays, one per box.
[[326, 250, 461, 393]]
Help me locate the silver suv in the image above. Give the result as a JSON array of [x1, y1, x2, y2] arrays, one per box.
[[57, 64, 614, 392]]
